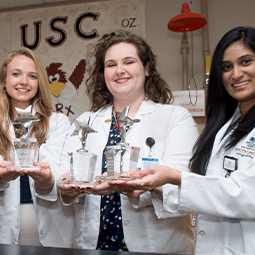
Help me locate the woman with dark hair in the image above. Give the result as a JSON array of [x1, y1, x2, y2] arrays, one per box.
[[0, 47, 74, 247], [119, 26, 255, 254], [57, 30, 198, 253]]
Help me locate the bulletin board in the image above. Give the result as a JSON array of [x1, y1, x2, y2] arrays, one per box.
[[0, 0, 145, 123]]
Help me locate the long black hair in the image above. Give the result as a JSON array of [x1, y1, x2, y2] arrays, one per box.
[[190, 26, 255, 175]]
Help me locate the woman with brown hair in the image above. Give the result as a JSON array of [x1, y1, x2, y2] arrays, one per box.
[[0, 47, 74, 247], [58, 30, 198, 253]]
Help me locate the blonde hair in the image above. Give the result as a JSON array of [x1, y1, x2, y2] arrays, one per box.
[[0, 47, 53, 160]]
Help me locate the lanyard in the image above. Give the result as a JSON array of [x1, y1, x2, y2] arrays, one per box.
[[221, 117, 241, 141]]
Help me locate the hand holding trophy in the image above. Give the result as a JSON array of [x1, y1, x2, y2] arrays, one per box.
[[8, 105, 40, 170]]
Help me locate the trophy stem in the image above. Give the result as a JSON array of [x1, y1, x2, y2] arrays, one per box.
[[68, 152, 75, 181], [120, 142, 128, 173]]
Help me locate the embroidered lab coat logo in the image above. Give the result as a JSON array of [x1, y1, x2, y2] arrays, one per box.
[[246, 136, 255, 149], [235, 136, 255, 159]]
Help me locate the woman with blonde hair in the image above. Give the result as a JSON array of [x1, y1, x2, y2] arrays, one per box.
[[0, 47, 74, 247]]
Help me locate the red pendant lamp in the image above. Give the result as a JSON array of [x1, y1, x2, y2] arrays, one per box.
[[168, 3, 207, 32]]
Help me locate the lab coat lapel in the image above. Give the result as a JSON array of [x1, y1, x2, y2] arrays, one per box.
[[135, 100, 155, 117], [97, 105, 113, 137], [91, 101, 154, 138], [130, 100, 155, 133], [210, 120, 231, 159], [210, 108, 240, 159]]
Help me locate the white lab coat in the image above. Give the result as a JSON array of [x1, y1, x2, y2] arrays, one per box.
[[59, 100, 198, 253], [0, 112, 75, 247], [170, 107, 255, 254]]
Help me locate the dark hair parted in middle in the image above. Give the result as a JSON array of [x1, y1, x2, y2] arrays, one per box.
[[190, 26, 255, 175]]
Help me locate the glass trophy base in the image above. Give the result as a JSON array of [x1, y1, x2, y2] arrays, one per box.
[[12, 137, 38, 171], [7, 165, 41, 170], [59, 178, 97, 187], [104, 144, 141, 182], [67, 150, 97, 186], [95, 173, 139, 182]]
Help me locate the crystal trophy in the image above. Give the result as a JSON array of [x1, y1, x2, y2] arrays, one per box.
[[8, 106, 40, 170], [67, 118, 98, 185], [101, 107, 141, 180]]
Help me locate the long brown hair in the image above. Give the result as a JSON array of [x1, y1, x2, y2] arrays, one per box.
[[86, 30, 172, 112], [0, 47, 53, 160]]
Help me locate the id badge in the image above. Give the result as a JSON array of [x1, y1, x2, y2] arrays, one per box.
[[223, 156, 238, 177], [142, 158, 159, 169], [223, 156, 238, 171]]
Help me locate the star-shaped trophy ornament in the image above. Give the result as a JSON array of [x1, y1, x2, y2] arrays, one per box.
[[71, 117, 97, 152], [14, 105, 40, 123], [115, 106, 140, 144], [13, 105, 40, 139], [9, 105, 40, 170]]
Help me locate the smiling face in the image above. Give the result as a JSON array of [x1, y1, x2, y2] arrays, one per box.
[[104, 42, 148, 106], [222, 41, 255, 115], [5, 55, 38, 110]]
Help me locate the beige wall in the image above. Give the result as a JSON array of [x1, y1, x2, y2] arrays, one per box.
[[145, 0, 255, 133], [2, 0, 255, 132], [145, 0, 205, 133]]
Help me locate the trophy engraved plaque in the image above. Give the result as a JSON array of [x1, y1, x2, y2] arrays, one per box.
[[8, 106, 40, 170], [104, 107, 140, 180], [68, 118, 98, 185]]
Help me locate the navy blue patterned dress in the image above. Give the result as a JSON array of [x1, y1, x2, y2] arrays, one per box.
[[96, 114, 128, 251], [20, 175, 33, 203]]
